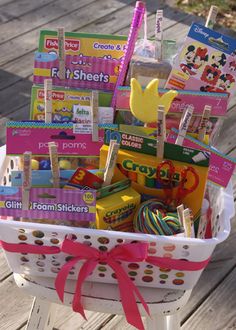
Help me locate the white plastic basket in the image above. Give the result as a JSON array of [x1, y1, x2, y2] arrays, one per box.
[[0, 146, 234, 291]]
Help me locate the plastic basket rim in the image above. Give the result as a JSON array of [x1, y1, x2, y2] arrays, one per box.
[[0, 216, 230, 247]]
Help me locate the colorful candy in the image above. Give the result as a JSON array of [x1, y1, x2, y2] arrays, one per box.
[[31, 159, 39, 170], [59, 159, 72, 170], [39, 159, 51, 170], [133, 199, 182, 235]]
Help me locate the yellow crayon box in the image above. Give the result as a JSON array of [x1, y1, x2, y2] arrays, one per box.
[[95, 187, 141, 231], [100, 143, 210, 222]]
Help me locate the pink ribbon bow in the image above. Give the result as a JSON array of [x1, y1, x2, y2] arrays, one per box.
[[0, 238, 211, 330], [55, 239, 150, 330]]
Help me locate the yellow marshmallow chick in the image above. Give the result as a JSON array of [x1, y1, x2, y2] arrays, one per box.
[[130, 78, 178, 123]]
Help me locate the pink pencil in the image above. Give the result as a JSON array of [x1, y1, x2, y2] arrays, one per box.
[[111, 1, 145, 108]]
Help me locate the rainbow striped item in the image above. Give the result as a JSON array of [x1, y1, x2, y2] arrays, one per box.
[[134, 199, 182, 235]]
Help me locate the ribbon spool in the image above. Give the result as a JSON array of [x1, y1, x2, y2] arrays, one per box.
[[134, 199, 182, 235]]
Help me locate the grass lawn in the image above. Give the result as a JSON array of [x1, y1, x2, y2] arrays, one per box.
[[175, 0, 236, 30]]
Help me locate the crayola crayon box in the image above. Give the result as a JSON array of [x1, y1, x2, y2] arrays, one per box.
[[100, 142, 210, 222], [95, 187, 141, 231]]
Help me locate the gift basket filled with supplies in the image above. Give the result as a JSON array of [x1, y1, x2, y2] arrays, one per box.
[[0, 2, 235, 330]]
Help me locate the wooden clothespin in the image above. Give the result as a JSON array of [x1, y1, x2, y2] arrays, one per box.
[[156, 105, 166, 159], [58, 27, 65, 80], [155, 10, 163, 61], [183, 208, 194, 238], [48, 142, 60, 188], [22, 151, 32, 210], [44, 79, 52, 123], [205, 5, 219, 29], [104, 139, 116, 169], [91, 90, 99, 142], [175, 105, 194, 146], [198, 105, 211, 142], [103, 140, 120, 186], [177, 204, 184, 226]]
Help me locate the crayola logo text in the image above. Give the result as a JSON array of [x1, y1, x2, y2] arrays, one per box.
[[122, 159, 180, 181], [105, 203, 135, 217]]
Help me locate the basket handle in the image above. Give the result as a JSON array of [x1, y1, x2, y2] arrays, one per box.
[[223, 180, 235, 220]]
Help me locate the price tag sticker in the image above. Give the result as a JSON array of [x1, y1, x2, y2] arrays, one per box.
[[73, 123, 92, 134]]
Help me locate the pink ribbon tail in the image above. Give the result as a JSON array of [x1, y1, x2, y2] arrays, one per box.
[[147, 256, 211, 271], [55, 257, 81, 303], [108, 258, 149, 330], [72, 259, 98, 320]]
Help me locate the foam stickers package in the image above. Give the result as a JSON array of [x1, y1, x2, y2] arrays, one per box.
[[33, 52, 120, 91], [30, 85, 112, 122], [0, 187, 96, 222], [167, 128, 236, 188], [38, 30, 127, 60], [6, 122, 117, 156], [100, 142, 210, 222], [165, 23, 236, 99]]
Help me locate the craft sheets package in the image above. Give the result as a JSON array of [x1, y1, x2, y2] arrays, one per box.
[[100, 143, 210, 222], [165, 23, 236, 99], [30, 85, 112, 122], [33, 53, 120, 91], [95, 187, 141, 231], [115, 86, 228, 137], [38, 30, 127, 60]]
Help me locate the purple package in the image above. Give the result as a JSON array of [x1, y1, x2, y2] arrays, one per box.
[[0, 187, 96, 222]]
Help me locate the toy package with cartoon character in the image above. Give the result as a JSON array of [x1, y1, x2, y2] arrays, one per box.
[[165, 23, 236, 99]]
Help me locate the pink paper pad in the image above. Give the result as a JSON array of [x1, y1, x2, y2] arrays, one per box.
[[167, 130, 235, 188], [6, 123, 105, 156]]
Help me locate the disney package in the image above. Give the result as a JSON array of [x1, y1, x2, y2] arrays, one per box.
[[166, 23, 236, 99]]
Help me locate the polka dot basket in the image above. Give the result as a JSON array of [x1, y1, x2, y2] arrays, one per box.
[[0, 151, 234, 291]]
